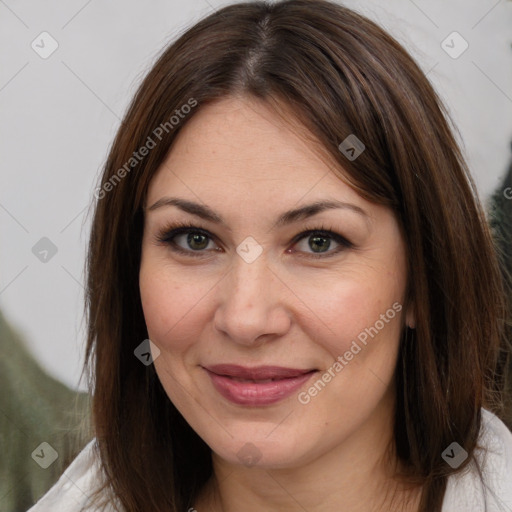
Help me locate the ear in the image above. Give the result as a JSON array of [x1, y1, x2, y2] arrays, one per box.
[[405, 302, 416, 329]]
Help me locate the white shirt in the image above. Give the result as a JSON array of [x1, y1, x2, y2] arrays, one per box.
[[27, 408, 512, 511], [442, 408, 512, 511]]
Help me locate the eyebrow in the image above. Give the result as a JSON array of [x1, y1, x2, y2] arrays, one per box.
[[146, 197, 370, 228]]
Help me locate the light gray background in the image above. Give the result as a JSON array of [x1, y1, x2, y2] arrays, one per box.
[[1, 0, 511, 392]]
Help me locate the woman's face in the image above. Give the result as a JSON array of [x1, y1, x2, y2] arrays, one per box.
[[139, 95, 413, 470]]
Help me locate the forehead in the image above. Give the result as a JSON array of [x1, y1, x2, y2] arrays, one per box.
[[146, 95, 364, 213]]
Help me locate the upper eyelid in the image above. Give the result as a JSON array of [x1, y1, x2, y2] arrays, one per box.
[[158, 223, 347, 241]]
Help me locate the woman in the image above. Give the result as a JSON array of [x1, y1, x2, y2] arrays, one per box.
[[28, 1, 512, 511]]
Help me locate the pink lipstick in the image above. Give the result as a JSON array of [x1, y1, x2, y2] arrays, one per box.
[[203, 364, 317, 406]]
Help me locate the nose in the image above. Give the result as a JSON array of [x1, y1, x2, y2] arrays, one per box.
[[213, 252, 292, 347]]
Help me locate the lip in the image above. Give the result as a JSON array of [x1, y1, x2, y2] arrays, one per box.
[[202, 364, 317, 406]]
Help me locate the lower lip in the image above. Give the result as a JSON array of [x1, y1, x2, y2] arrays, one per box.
[[204, 368, 316, 406]]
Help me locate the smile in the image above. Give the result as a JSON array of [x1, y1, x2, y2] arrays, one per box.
[[202, 364, 318, 406]]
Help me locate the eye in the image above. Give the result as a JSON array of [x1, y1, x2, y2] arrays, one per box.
[[155, 221, 353, 259], [155, 222, 219, 258], [289, 228, 353, 258]]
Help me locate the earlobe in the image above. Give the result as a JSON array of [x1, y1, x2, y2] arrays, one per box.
[[405, 305, 416, 329]]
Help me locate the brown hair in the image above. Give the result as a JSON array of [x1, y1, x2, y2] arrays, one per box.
[[81, 1, 511, 510]]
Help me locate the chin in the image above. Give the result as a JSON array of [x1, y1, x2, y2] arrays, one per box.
[[202, 423, 320, 469]]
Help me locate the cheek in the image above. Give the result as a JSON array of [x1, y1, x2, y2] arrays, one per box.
[[291, 269, 404, 362], [139, 260, 211, 351]]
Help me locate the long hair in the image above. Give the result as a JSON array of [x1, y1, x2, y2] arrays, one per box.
[[81, 1, 510, 510]]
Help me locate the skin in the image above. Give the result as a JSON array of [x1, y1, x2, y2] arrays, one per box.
[[139, 95, 419, 512]]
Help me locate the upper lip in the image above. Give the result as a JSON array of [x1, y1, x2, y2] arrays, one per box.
[[203, 364, 316, 380]]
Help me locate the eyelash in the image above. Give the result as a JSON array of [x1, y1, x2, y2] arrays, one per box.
[[154, 221, 354, 259]]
